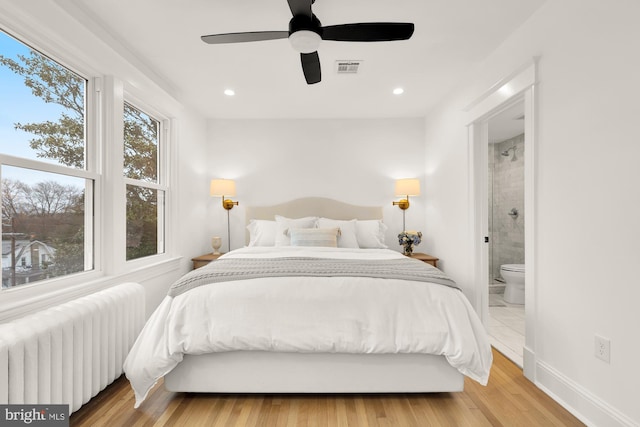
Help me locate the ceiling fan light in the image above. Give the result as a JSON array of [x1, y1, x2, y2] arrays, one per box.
[[289, 30, 321, 53]]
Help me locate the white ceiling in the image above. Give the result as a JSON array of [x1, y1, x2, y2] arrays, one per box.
[[64, 0, 545, 119]]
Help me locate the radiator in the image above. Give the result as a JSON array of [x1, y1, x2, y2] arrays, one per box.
[[0, 282, 145, 414]]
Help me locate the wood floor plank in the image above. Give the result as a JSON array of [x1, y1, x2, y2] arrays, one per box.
[[243, 396, 265, 427], [70, 349, 585, 426]]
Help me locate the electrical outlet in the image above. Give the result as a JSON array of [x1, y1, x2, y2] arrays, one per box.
[[594, 335, 610, 363]]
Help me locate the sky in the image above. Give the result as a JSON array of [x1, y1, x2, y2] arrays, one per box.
[[0, 29, 84, 187]]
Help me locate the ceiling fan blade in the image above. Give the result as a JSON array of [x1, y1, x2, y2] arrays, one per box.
[[287, 0, 312, 18], [201, 31, 289, 44], [300, 51, 321, 84], [321, 23, 414, 42]]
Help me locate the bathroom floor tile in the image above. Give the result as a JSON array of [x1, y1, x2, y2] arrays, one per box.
[[489, 325, 524, 356], [488, 292, 525, 367], [488, 316, 503, 328], [509, 318, 525, 335]]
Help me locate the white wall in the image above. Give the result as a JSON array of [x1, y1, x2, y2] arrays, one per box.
[[205, 118, 427, 252], [424, 1, 640, 425]]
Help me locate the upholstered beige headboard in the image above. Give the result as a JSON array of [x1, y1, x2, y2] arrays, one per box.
[[245, 197, 383, 243]]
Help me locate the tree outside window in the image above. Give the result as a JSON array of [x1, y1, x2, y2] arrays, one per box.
[[123, 103, 164, 261], [1, 29, 167, 287], [1, 30, 88, 288]]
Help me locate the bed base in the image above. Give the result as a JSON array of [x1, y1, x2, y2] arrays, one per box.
[[164, 351, 463, 393]]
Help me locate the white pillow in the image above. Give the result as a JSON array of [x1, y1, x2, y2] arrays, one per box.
[[355, 220, 388, 248], [318, 218, 359, 248], [246, 219, 277, 246], [275, 215, 318, 246], [289, 227, 340, 248]]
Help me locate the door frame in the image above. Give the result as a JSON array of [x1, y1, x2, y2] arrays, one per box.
[[465, 61, 537, 380]]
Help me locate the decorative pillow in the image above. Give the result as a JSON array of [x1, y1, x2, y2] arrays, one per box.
[[355, 220, 388, 248], [289, 227, 340, 248], [317, 218, 359, 248], [246, 219, 277, 246], [275, 215, 318, 246]]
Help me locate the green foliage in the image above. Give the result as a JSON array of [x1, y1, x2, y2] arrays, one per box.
[[126, 185, 159, 260], [123, 103, 160, 260], [0, 41, 165, 276], [1, 45, 162, 271], [17, 114, 85, 168], [124, 103, 158, 182], [0, 51, 85, 168], [50, 227, 85, 277], [1, 50, 159, 177]]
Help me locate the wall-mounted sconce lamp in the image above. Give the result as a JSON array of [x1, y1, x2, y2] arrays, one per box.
[[210, 179, 238, 252], [392, 178, 421, 231]]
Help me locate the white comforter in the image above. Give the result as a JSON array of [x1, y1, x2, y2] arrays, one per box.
[[124, 247, 492, 407]]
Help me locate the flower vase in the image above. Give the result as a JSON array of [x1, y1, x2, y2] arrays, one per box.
[[398, 231, 422, 257]]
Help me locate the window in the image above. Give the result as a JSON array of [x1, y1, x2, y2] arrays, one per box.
[[123, 102, 165, 261], [0, 32, 86, 169], [1, 29, 93, 289], [1, 25, 173, 295]]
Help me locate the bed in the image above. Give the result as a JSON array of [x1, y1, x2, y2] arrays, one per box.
[[124, 198, 492, 408]]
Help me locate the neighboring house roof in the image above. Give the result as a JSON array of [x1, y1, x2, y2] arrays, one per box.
[[2, 240, 28, 256], [1, 239, 56, 258]]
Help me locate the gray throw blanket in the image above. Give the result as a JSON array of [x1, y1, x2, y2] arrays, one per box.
[[168, 257, 458, 297]]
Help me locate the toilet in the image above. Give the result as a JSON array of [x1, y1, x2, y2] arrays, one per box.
[[500, 264, 525, 304]]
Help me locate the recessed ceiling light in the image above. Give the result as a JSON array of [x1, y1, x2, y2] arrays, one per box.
[[224, 89, 235, 96], [393, 87, 404, 95]]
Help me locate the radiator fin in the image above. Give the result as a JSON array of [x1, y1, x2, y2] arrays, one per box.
[[0, 282, 145, 414]]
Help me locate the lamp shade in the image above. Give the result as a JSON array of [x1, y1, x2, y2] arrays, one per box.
[[210, 179, 236, 197], [395, 178, 421, 196]]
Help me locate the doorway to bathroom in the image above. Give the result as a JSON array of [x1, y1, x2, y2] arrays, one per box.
[[465, 61, 537, 380], [487, 102, 525, 367]]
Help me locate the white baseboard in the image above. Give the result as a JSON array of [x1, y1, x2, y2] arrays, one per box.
[[523, 345, 535, 380], [535, 360, 638, 427]]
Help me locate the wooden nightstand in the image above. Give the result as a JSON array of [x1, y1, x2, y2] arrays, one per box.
[[408, 252, 439, 268], [191, 253, 224, 270]]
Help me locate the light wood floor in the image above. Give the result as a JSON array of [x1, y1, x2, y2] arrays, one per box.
[[70, 349, 584, 426]]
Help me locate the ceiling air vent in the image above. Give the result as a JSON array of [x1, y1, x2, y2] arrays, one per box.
[[335, 60, 362, 74]]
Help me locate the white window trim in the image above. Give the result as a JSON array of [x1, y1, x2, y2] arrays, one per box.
[[0, 56, 98, 285], [0, 20, 181, 320], [98, 80, 176, 274], [121, 97, 172, 266]]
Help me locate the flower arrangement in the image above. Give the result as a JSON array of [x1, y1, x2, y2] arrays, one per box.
[[398, 230, 422, 256]]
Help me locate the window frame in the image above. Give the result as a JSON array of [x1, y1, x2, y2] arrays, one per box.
[[122, 99, 169, 262], [0, 20, 177, 311], [0, 30, 100, 291]]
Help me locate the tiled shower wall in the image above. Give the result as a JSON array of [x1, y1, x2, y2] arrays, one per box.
[[489, 134, 525, 282]]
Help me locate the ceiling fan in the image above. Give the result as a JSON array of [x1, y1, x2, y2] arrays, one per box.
[[201, 0, 414, 85]]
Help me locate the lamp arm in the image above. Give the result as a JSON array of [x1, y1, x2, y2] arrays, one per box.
[[392, 195, 410, 210], [221, 195, 239, 210]]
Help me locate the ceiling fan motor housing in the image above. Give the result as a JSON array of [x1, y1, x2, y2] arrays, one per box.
[[289, 15, 322, 53]]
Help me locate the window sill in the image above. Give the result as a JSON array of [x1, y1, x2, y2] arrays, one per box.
[[0, 256, 183, 323]]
